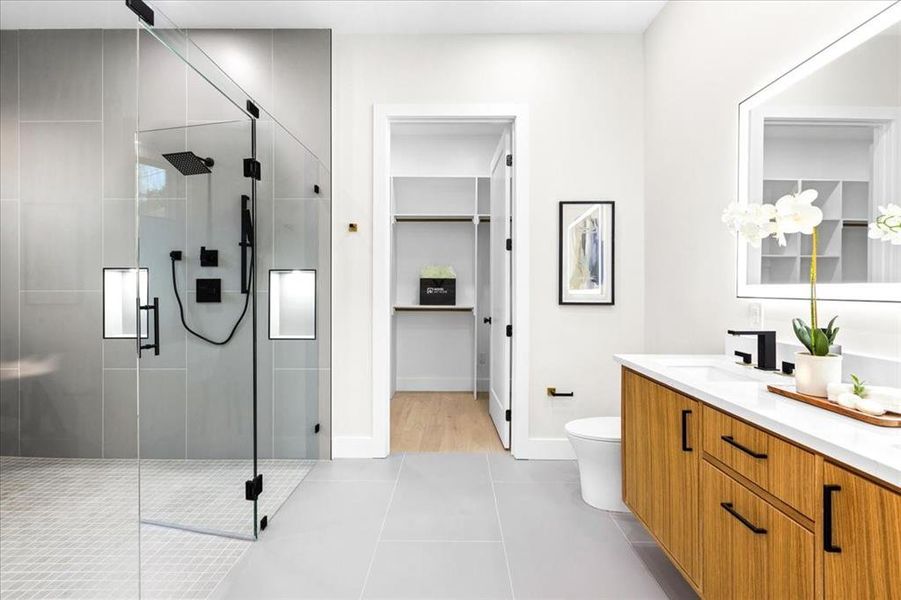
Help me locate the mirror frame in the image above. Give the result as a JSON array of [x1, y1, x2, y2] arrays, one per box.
[[736, 3, 901, 303]]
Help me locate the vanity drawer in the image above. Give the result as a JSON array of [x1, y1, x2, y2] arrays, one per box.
[[702, 405, 816, 518], [701, 461, 814, 599]]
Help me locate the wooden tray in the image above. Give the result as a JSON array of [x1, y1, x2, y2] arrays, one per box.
[[767, 385, 901, 428]]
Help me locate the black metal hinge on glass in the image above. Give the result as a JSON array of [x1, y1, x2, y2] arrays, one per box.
[[680, 409, 693, 452], [506, 324, 512, 337], [506, 238, 512, 251], [244, 158, 262, 181], [137, 297, 160, 357], [506, 154, 513, 167], [823, 484, 842, 553], [314, 423, 321, 434], [314, 184, 320, 195], [721, 435, 768, 459], [505, 409, 511, 422], [720, 502, 767, 534], [125, 0, 154, 25], [245, 474, 263, 501], [246, 100, 260, 119]]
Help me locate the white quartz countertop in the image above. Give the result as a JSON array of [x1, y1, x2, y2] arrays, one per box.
[[614, 354, 901, 488]]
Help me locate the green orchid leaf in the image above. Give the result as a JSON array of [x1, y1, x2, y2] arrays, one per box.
[[792, 318, 813, 353], [825, 316, 838, 335], [811, 327, 831, 356]]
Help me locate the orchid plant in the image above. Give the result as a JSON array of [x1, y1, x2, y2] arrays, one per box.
[[868, 203, 901, 245], [722, 189, 839, 357]]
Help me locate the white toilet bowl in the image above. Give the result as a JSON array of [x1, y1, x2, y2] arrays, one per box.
[[565, 417, 628, 512]]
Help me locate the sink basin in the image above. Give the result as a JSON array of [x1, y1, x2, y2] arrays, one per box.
[[668, 365, 757, 383]]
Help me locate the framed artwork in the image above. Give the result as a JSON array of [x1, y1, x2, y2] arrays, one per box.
[[558, 201, 614, 305]]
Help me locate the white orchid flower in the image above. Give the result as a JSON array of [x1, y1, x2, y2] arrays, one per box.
[[774, 189, 823, 237], [722, 201, 778, 247], [868, 203, 901, 245]]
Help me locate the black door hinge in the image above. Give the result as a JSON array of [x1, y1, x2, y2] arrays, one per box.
[[505, 154, 513, 167], [505, 238, 512, 251], [243, 158, 261, 180], [505, 409, 511, 422], [505, 324, 512, 337], [125, 0, 154, 25], [314, 423, 321, 434], [259, 515, 268, 531], [245, 474, 263, 501], [246, 100, 260, 119], [314, 184, 320, 194]]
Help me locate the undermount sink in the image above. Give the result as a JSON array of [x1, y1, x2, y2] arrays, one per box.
[[667, 365, 757, 383]]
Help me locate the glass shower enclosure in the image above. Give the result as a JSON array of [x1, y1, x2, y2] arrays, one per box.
[[133, 2, 330, 541]]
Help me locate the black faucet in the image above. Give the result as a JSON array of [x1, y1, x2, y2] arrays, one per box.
[[727, 330, 776, 371]]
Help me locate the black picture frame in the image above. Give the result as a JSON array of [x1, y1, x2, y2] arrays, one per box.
[[558, 201, 615, 305]]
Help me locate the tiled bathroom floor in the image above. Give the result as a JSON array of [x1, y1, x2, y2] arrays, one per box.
[[0, 456, 315, 600], [213, 453, 700, 600]]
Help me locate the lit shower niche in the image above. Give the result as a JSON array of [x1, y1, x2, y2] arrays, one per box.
[[269, 269, 316, 340], [103, 267, 149, 339]]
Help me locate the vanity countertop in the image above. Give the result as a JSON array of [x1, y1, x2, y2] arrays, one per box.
[[614, 354, 901, 488]]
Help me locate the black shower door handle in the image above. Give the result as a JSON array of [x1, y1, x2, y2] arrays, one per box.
[[138, 297, 160, 357]]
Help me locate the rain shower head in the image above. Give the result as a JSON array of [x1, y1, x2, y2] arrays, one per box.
[[162, 151, 215, 176]]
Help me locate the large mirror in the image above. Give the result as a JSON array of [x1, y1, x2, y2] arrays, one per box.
[[738, 6, 900, 302]]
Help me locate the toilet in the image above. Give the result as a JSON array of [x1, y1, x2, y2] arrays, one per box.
[[565, 417, 628, 512]]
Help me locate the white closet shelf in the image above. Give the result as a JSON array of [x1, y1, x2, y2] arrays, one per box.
[[394, 214, 476, 222], [393, 304, 475, 312]]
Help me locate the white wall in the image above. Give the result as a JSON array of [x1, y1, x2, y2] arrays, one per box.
[[643, 2, 901, 363], [332, 34, 645, 453]]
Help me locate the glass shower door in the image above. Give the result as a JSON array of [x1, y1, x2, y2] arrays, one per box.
[[136, 117, 260, 539]]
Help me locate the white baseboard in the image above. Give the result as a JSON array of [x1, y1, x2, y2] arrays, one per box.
[[512, 437, 575, 460], [332, 436, 387, 458], [396, 377, 474, 392]]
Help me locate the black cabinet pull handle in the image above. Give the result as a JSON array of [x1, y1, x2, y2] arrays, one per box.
[[823, 484, 842, 553], [681, 409, 693, 452], [721, 502, 767, 534], [721, 435, 768, 459], [138, 297, 160, 357]]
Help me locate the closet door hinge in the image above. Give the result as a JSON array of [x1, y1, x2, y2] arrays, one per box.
[[505, 154, 513, 167], [314, 423, 321, 434], [506, 324, 512, 338], [506, 238, 512, 251], [505, 409, 511, 422], [245, 474, 263, 501], [243, 158, 262, 181]]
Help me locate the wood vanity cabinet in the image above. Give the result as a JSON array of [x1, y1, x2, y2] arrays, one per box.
[[622, 369, 700, 586], [620, 367, 901, 600], [822, 462, 901, 599]]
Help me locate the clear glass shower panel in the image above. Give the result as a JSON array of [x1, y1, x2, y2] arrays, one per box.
[[136, 118, 258, 539]]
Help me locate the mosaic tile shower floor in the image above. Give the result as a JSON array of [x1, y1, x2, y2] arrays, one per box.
[[0, 456, 315, 599]]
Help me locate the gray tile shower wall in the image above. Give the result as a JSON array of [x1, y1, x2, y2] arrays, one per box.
[[0, 28, 331, 459]]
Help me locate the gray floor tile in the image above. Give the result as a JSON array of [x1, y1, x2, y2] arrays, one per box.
[[362, 541, 512, 599], [488, 453, 579, 482], [382, 457, 500, 541], [306, 454, 404, 481], [632, 543, 699, 600], [612, 511, 655, 544], [211, 480, 395, 599]]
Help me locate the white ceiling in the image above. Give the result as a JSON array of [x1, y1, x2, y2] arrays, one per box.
[[0, 1, 667, 33]]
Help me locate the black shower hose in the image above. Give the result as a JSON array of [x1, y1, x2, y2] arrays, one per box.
[[170, 250, 253, 346]]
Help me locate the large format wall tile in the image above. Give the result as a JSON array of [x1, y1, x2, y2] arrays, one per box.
[[19, 30, 102, 121], [103, 198, 136, 266], [187, 29, 274, 122], [0, 201, 18, 363], [273, 368, 325, 459], [0, 31, 18, 200], [273, 30, 331, 167], [0, 374, 18, 454], [102, 30, 138, 199], [103, 368, 137, 458], [21, 201, 101, 292], [20, 122, 101, 205], [19, 291, 102, 457], [137, 29, 186, 130], [139, 368, 187, 459]]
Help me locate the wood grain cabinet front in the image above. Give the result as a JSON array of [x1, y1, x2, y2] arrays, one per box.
[[701, 461, 814, 600], [822, 462, 901, 600]]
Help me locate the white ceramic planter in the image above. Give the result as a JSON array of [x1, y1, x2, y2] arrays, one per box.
[[794, 351, 843, 398]]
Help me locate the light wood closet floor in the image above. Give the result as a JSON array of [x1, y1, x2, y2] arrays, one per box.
[[391, 392, 506, 453]]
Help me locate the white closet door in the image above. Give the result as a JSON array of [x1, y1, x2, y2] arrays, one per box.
[[488, 132, 512, 448]]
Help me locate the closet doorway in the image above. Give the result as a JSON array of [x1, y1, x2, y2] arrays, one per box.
[[372, 106, 529, 457]]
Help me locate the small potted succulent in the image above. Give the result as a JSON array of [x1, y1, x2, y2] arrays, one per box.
[[723, 189, 841, 396]]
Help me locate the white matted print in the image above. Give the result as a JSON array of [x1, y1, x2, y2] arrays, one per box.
[[558, 201, 614, 305]]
